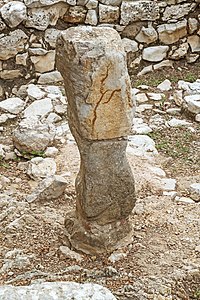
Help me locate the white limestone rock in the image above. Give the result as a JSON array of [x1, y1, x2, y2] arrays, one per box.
[[0, 29, 28, 60], [0, 282, 117, 299], [86, 0, 98, 9], [162, 3, 196, 21], [132, 118, 152, 134], [99, 4, 119, 23], [161, 178, 176, 191], [24, 0, 65, 7], [187, 35, 200, 52], [135, 25, 158, 44], [13, 117, 56, 152], [27, 84, 46, 100], [157, 79, 172, 91], [120, 1, 160, 25], [16, 52, 28, 66], [184, 95, 200, 114], [188, 18, 198, 34], [59, 246, 83, 262], [0, 1, 27, 28], [23, 98, 53, 118], [127, 135, 158, 157], [85, 9, 98, 25], [170, 42, 189, 60], [37, 71, 63, 84], [99, 0, 122, 5], [158, 20, 187, 45], [26, 175, 69, 202], [175, 196, 195, 204], [25, 3, 68, 30], [167, 118, 191, 127], [44, 28, 61, 48], [27, 157, 57, 180], [142, 46, 169, 62], [44, 146, 58, 157], [30, 50, 55, 73], [0, 97, 25, 114], [190, 183, 200, 201], [122, 38, 138, 54]]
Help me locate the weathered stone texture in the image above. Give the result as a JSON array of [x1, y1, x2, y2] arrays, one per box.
[[56, 26, 136, 254], [0, 0, 199, 89], [56, 26, 133, 141]]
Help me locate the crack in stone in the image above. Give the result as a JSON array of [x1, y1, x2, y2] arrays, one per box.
[[91, 65, 121, 137]]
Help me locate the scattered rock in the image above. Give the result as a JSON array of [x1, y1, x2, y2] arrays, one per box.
[[13, 117, 56, 152], [26, 175, 69, 202], [27, 157, 57, 180]]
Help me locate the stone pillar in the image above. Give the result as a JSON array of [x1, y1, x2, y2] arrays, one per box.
[[56, 26, 136, 254]]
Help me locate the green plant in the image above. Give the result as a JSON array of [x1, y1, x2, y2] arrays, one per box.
[[194, 289, 200, 299], [184, 73, 198, 83], [20, 150, 46, 159]]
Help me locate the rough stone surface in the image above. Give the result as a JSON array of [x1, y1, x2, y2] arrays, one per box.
[[120, 1, 160, 25], [0, 29, 28, 60], [0, 1, 27, 28], [26, 175, 69, 202], [27, 157, 57, 180], [13, 117, 56, 152], [0, 97, 25, 114], [142, 46, 169, 62], [56, 26, 136, 254], [56, 26, 133, 141], [0, 282, 117, 299]]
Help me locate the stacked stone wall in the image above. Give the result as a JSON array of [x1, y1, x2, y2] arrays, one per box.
[[0, 0, 199, 97]]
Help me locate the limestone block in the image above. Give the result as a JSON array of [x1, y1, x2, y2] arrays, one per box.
[[170, 42, 189, 60], [27, 157, 57, 180], [135, 25, 158, 44], [23, 98, 53, 117], [184, 95, 200, 114], [62, 6, 87, 23], [162, 3, 196, 21], [86, 0, 98, 9], [158, 20, 187, 45], [37, 71, 63, 84], [0, 1, 27, 28], [26, 175, 69, 202], [99, 4, 119, 23], [0, 70, 22, 80], [120, 1, 160, 25], [30, 50, 55, 73], [16, 52, 28, 66], [99, 0, 122, 5], [122, 38, 138, 53], [44, 28, 62, 48], [188, 18, 198, 34], [25, 3, 68, 30], [142, 46, 169, 62], [13, 117, 56, 152], [85, 9, 98, 25], [187, 35, 200, 52], [0, 97, 25, 114], [56, 26, 134, 141], [0, 30, 28, 60], [24, 0, 65, 7]]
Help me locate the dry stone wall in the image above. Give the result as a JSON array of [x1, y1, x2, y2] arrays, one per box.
[[0, 0, 199, 97]]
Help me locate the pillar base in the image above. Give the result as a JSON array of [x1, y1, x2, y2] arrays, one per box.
[[64, 211, 133, 255]]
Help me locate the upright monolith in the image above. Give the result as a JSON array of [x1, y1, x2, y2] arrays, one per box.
[[56, 26, 136, 254]]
